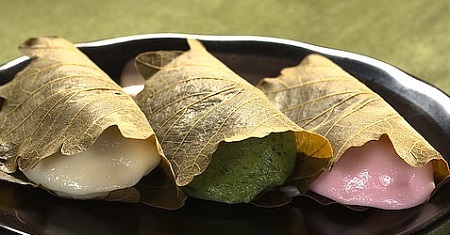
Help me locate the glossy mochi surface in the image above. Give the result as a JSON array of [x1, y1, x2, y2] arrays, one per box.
[[23, 127, 161, 199], [309, 135, 435, 210]]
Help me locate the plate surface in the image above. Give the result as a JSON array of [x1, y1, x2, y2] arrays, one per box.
[[0, 34, 449, 235]]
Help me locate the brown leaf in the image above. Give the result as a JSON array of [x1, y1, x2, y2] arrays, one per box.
[[0, 36, 185, 209], [257, 54, 450, 184], [134, 39, 332, 192]]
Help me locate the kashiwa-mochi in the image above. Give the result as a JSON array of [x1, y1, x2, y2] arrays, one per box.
[[0, 36, 170, 203], [134, 39, 332, 205], [257, 54, 450, 209]]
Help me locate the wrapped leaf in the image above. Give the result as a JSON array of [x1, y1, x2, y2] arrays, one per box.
[[0, 36, 185, 209], [257, 54, 450, 185], [134, 39, 332, 203]]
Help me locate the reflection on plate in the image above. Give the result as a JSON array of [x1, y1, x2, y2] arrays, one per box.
[[0, 34, 449, 235]]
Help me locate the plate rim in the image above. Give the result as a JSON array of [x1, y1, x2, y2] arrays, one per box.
[[2, 33, 449, 114]]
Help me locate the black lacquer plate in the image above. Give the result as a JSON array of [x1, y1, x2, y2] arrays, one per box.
[[0, 34, 449, 235]]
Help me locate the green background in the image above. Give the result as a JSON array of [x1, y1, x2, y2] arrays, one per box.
[[1, 0, 449, 95], [0, 0, 449, 234]]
